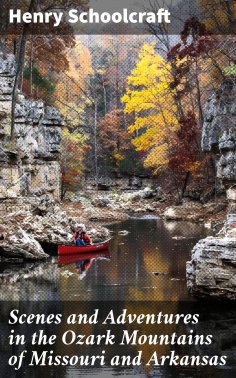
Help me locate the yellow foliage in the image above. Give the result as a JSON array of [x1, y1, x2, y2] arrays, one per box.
[[113, 152, 125, 162], [122, 43, 179, 171], [188, 161, 201, 173]]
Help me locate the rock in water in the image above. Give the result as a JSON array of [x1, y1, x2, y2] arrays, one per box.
[[0, 228, 48, 260], [187, 78, 236, 300], [164, 207, 183, 221], [186, 236, 236, 300]]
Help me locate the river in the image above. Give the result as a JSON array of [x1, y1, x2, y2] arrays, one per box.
[[1, 217, 236, 377], [0, 217, 210, 301]]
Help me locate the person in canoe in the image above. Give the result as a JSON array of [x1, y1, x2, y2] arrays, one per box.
[[75, 236, 85, 246], [74, 224, 92, 245]]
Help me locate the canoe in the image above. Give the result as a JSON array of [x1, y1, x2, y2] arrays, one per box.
[[58, 250, 111, 266], [58, 238, 111, 256]]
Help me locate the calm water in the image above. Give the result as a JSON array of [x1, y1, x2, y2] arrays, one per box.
[[1, 218, 236, 377], [0, 217, 210, 301]]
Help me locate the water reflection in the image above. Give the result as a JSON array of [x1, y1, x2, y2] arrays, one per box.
[[1, 219, 236, 378], [0, 218, 210, 301], [59, 251, 111, 280]]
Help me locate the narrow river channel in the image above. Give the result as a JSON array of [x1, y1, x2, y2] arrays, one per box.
[[0, 217, 211, 301], [1, 218, 236, 378], [57, 217, 210, 302]]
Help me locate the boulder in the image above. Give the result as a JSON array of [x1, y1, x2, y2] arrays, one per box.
[[186, 236, 236, 300], [227, 186, 236, 201], [128, 176, 142, 188], [164, 206, 184, 221], [0, 195, 111, 260], [188, 79, 236, 299], [155, 186, 164, 200], [139, 187, 154, 199], [0, 228, 47, 260], [91, 197, 112, 207], [120, 187, 154, 203]]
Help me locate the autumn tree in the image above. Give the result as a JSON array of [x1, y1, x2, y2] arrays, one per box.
[[61, 128, 88, 199], [167, 111, 201, 201], [196, 0, 236, 34], [122, 42, 205, 200], [98, 109, 132, 173], [0, 0, 88, 136], [54, 40, 93, 127], [53, 40, 93, 195], [22, 33, 75, 101], [84, 36, 147, 180], [122, 43, 179, 172], [166, 18, 236, 196]]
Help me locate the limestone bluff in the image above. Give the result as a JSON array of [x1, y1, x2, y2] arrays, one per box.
[[186, 78, 236, 300], [0, 53, 63, 207], [0, 52, 108, 260]]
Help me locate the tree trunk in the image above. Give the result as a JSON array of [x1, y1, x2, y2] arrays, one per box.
[[195, 59, 204, 129], [11, 0, 35, 139], [61, 185, 67, 201], [94, 98, 98, 192], [102, 74, 107, 115], [172, 172, 181, 204], [181, 171, 191, 200], [29, 34, 34, 96], [20, 69, 24, 92]]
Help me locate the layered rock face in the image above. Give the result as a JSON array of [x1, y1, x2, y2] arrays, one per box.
[[202, 78, 236, 185], [187, 78, 236, 300], [0, 53, 64, 259], [0, 53, 109, 260], [0, 53, 63, 216], [187, 236, 236, 300]]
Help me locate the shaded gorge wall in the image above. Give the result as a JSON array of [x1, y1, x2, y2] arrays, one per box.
[[0, 53, 63, 216], [187, 78, 236, 300]]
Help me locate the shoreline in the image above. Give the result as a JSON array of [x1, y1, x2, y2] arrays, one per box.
[[0, 188, 227, 263]]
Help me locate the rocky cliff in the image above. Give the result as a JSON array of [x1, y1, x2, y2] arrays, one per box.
[[187, 78, 236, 300], [0, 53, 63, 214], [0, 53, 108, 260], [202, 78, 236, 185], [0, 53, 65, 259]]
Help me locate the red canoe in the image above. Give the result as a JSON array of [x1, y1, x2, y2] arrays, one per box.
[[58, 250, 111, 266], [58, 238, 111, 256]]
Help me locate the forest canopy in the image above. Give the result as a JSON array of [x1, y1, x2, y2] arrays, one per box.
[[1, 1, 235, 200]]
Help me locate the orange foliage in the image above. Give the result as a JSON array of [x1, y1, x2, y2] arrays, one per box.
[[99, 109, 132, 163]]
